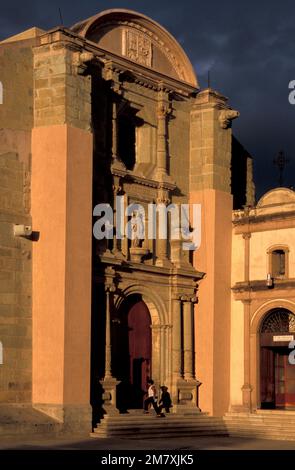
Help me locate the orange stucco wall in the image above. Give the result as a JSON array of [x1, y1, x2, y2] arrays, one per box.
[[191, 188, 232, 415], [31, 124, 92, 406]]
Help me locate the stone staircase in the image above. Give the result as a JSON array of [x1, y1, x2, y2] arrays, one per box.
[[224, 410, 295, 441], [91, 410, 228, 439]]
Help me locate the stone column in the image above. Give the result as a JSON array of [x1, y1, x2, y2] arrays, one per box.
[[183, 299, 194, 380], [156, 103, 168, 176], [104, 287, 113, 379], [172, 298, 182, 379], [112, 101, 118, 160], [243, 232, 251, 282], [100, 267, 120, 414], [241, 298, 252, 411], [112, 178, 124, 257], [174, 295, 200, 413], [155, 187, 171, 267], [240, 232, 253, 410]]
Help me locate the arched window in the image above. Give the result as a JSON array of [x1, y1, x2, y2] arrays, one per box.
[[267, 245, 289, 279], [260, 308, 295, 333]]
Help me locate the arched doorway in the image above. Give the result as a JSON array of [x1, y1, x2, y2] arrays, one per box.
[[112, 294, 152, 411], [260, 308, 295, 409]]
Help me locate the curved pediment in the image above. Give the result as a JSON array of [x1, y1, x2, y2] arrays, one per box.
[[71, 9, 198, 87], [257, 188, 295, 208]]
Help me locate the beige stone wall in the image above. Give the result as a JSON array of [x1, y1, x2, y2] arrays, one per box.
[[0, 40, 33, 131], [229, 298, 244, 407], [0, 152, 32, 402], [190, 90, 233, 193], [230, 189, 295, 410], [33, 42, 91, 130], [249, 228, 295, 280], [0, 39, 34, 403]]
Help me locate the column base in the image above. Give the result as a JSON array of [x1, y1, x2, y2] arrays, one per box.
[[228, 404, 253, 413], [100, 377, 120, 415], [241, 383, 253, 412], [155, 257, 172, 268], [173, 378, 202, 413], [129, 247, 150, 263]]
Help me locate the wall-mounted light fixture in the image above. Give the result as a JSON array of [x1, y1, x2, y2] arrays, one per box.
[[13, 224, 32, 238]]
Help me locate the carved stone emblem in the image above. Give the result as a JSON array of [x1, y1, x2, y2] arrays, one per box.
[[122, 29, 152, 67]]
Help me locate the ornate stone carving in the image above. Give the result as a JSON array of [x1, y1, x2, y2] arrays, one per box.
[[156, 186, 170, 205], [122, 29, 152, 67], [261, 309, 295, 333], [219, 109, 239, 129]]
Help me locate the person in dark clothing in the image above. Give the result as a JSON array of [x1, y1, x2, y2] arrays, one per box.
[[158, 386, 172, 414]]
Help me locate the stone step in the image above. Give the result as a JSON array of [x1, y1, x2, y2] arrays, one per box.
[[94, 423, 226, 432], [91, 428, 228, 439], [225, 418, 295, 427], [223, 412, 295, 441], [225, 430, 295, 441], [100, 416, 222, 424], [92, 414, 228, 439]]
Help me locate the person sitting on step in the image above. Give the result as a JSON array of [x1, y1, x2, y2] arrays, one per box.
[[158, 386, 172, 414]]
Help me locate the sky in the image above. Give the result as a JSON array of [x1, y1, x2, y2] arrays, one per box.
[[1, 0, 295, 198]]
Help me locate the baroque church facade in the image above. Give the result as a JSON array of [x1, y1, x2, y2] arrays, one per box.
[[0, 9, 294, 432]]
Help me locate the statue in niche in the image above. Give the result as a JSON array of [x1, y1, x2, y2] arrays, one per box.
[[131, 211, 145, 248]]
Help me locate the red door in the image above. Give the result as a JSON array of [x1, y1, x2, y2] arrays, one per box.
[[128, 301, 152, 407]]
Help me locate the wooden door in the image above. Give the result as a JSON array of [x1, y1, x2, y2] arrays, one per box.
[[128, 300, 151, 408], [275, 351, 295, 407]]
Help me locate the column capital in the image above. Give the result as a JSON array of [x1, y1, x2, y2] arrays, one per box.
[[112, 175, 123, 195], [180, 295, 194, 302], [156, 186, 170, 205], [157, 102, 171, 119], [242, 232, 251, 240], [150, 324, 172, 330]]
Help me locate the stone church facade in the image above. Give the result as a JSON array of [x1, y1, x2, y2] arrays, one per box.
[[0, 9, 294, 433]]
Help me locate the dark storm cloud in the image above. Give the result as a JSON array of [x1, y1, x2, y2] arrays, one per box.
[[1, 0, 295, 197]]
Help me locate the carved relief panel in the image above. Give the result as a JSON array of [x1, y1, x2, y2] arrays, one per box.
[[122, 29, 152, 67]]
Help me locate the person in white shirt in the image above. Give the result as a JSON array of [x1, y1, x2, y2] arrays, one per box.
[[143, 379, 163, 416]]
